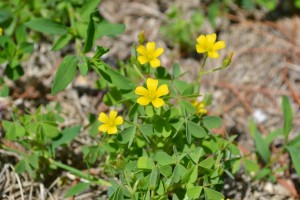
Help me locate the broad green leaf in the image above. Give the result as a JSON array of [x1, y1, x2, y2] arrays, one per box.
[[64, 182, 90, 198], [255, 168, 271, 180], [180, 100, 196, 115], [51, 126, 81, 151], [93, 62, 134, 90], [2, 121, 25, 140], [137, 156, 155, 170], [16, 25, 26, 44], [202, 116, 222, 129], [51, 34, 72, 51], [254, 131, 270, 163], [172, 63, 181, 78], [188, 147, 204, 164], [51, 55, 78, 95], [78, 56, 90, 77], [287, 146, 300, 177], [41, 122, 59, 138], [199, 157, 214, 170], [282, 96, 293, 141], [204, 187, 224, 200], [27, 154, 39, 169], [187, 121, 207, 138], [82, 145, 101, 164], [173, 164, 187, 183], [25, 18, 68, 35], [95, 21, 125, 38], [244, 159, 259, 173], [118, 126, 136, 148], [15, 160, 30, 174], [187, 186, 202, 199], [153, 152, 175, 166], [159, 165, 172, 178], [19, 42, 34, 54]]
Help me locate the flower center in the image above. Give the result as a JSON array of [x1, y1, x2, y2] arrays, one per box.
[[148, 90, 157, 101]]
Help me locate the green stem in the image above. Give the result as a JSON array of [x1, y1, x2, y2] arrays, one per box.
[[195, 55, 208, 93], [133, 64, 146, 81], [0, 144, 111, 187]]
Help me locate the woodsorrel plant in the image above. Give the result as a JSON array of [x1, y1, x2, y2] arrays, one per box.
[[1, 6, 241, 200]]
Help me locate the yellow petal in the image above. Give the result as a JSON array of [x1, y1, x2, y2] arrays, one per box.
[[196, 44, 207, 53], [115, 116, 123, 125], [146, 42, 155, 53], [107, 126, 118, 134], [150, 59, 160, 68], [206, 34, 216, 48], [156, 84, 169, 97], [213, 41, 225, 51], [137, 97, 151, 105], [135, 86, 149, 96], [152, 98, 165, 108], [109, 110, 118, 120], [138, 56, 148, 65], [208, 51, 219, 58], [137, 45, 147, 55], [98, 124, 109, 132], [146, 78, 158, 92], [153, 48, 164, 57], [196, 35, 206, 45], [98, 112, 110, 123]]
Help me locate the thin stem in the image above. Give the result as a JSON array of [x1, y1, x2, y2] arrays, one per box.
[[133, 64, 146, 81], [195, 55, 208, 93]]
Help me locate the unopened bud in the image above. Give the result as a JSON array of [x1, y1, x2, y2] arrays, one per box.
[[222, 51, 233, 68], [138, 30, 146, 44]]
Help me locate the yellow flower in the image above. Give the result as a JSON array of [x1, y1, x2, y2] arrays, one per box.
[[196, 33, 225, 59], [192, 100, 207, 115], [0, 27, 3, 36], [137, 42, 164, 68], [98, 110, 123, 134], [135, 78, 169, 108]]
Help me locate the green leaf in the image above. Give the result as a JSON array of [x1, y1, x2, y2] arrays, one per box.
[[41, 122, 59, 138], [51, 126, 81, 151], [64, 182, 90, 198], [25, 18, 68, 35], [173, 164, 187, 183], [83, 13, 96, 52], [93, 46, 109, 59], [180, 100, 196, 115], [287, 146, 300, 177], [265, 128, 282, 145], [202, 116, 222, 129], [172, 63, 181, 78], [16, 25, 26, 44], [0, 84, 9, 97], [27, 154, 39, 169], [5, 64, 24, 80], [93, 62, 134, 90], [2, 121, 25, 140], [282, 96, 293, 141], [51, 55, 78, 95], [187, 121, 207, 139], [187, 186, 202, 199], [51, 34, 72, 51], [109, 186, 124, 200], [15, 160, 30, 174], [204, 187, 224, 200], [188, 147, 204, 164], [137, 156, 155, 170], [149, 166, 159, 190], [244, 159, 259, 173], [19, 42, 34, 54], [95, 21, 125, 38], [78, 56, 90, 77], [199, 157, 214, 170], [153, 152, 175, 166], [182, 165, 198, 183], [80, 0, 102, 21], [254, 131, 270, 163], [288, 134, 300, 148], [118, 126, 136, 148]]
